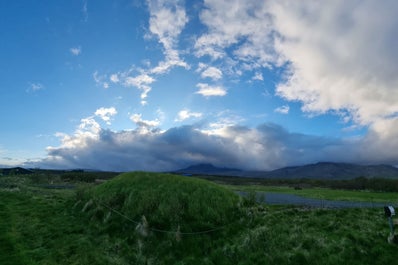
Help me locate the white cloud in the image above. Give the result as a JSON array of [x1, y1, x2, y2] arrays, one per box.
[[270, 0, 398, 126], [125, 73, 155, 105], [195, 0, 398, 128], [109, 0, 190, 106], [70, 46, 81, 56], [252, 72, 263, 81], [200, 66, 223, 80], [274, 105, 289, 115], [192, 0, 398, 166], [146, 0, 189, 74], [95, 107, 117, 125], [25, 1, 398, 172], [93, 71, 109, 89], [27, 82, 44, 92], [195, 0, 277, 67], [175, 109, 203, 122], [196, 83, 227, 97], [147, 0, 188, 55], [110, 74, 119, 83], [125, 74, 155, 88], [130, 114, 160, 132]]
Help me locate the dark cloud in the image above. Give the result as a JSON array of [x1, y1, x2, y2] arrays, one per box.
[[27, 122, 398, 172]]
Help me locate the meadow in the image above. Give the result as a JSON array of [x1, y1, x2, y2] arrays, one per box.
[[0, 171, 397, 264]]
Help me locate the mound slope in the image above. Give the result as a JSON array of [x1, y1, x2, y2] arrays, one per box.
[[81, 172, 239, 234]]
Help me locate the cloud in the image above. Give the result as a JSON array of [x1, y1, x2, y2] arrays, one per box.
[[145, 0, 190, 75], [175, 109, 203, 122], [195, 0, 398, 128], [274, 105, 289, 115], [82, 0, 88, 22], [27, 82, 44, 92], [93, 71, 109, 89], [191, 0, 398, 168], [200, 66, 223, 80], [31, 119, 398, 172], [270, 0, 398, 126], [110, 74, 119, 83], [108, 0, 189, 105], [130, 113, 161, 133], [147, 0, 188, 58], [252, 72, 263, 81], [27, 1, 398, 172], [195, 0, 277, 67], [196, 83, 227, 97], [125, 73, 155, 105], [70, 46, 81, 56], [95, 107, 117, 125]]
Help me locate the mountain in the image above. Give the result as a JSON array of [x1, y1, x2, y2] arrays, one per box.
[[173, 163, 242, 175], [174, 162, 398, 179]]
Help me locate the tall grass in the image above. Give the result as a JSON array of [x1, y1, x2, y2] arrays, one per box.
[[83, 172, 240, 233], [1, 172, 397, 264]]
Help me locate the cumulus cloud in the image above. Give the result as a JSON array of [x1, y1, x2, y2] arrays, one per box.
[[270, 0, 398, 126], [195, 0, 398, 126], [175, 109, 203, 122], [192, 0, 398, 164], [30, 1, 398, 171], [95, 107, 117, 125], [130, 113, 161, 134], [195, 0, 277, 67], [274, 105, 289, 115], [200, 66, 223, 80], [70, 46, 81, 56], [110, 74, 119, 83], [196, 83, 227, 97], [31, 120, 398, 172], [252, 72, 263, 81]]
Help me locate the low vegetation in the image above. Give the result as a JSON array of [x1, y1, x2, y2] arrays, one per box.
[[0, 172, 397, 264], [199, 174, 398, 192]]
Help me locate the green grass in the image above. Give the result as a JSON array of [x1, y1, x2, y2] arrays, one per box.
[[83, 171, 240, 233], [1, 172, 398, 264], [226, 185, 398, 203]]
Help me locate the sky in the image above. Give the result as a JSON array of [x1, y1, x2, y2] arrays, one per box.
[[1, 0, 398, 172]]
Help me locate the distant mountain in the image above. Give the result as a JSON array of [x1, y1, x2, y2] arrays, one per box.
[[174, 163, 242, 175], [0, 167, 34, 175], [174, 162, 398, 179]]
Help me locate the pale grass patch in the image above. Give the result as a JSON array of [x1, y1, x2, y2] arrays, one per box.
[[82, 199, 93, 212]]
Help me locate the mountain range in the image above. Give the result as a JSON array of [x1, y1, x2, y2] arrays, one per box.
[[174, 162, 398, 179]]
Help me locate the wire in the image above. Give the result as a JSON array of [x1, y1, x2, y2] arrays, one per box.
[[95, 200, 227, 235]]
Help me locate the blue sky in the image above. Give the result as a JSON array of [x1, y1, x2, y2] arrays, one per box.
[[1, 0, 398, 171]]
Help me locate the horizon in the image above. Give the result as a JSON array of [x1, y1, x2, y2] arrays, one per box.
[[1, 1, 398, 172], [2, 161, 398, 174]]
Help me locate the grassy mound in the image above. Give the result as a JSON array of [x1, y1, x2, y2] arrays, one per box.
[[79, 172, 240, 235]]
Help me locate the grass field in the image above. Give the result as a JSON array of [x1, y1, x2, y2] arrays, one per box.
[[1, 172, 398, 264]]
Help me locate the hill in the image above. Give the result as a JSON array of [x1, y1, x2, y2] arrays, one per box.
[[174, 163, 242, 175], [80, 171, 240, 233]]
